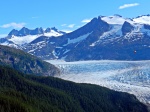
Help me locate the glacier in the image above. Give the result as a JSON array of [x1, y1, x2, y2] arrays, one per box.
[[46, 60, 150, 104]]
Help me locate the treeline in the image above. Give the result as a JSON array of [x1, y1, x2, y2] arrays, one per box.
[[0, 65, 148, 112]]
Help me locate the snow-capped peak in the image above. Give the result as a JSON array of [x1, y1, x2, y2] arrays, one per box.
[[101, 15, 134, 25], [133, 15, 150, 25], [9, 35, 43, 45], [44, 29, 64, 37], [6, 27, 66, 45]]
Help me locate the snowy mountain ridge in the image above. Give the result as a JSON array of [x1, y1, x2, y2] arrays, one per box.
[[1, 14, 150, 61], [133, 14, 150, 25], [101, 14, 150, 25], [0, 27, 66, 47]]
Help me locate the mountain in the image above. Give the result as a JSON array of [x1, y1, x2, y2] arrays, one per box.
[[133, 14, 150, 24], [0, 45, 60, 76], [0, 65, 148, 112], [1, 15, 150, 61], [0, 27, 66, 46], [7, 27, 66, 37], [22, 15, 150, 61]]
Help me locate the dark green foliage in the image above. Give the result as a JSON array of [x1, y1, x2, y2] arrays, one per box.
[[0, 65, 148, 112], [0, 45, 60, 76]]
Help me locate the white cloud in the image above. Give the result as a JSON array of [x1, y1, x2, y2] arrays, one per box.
[[81, 18, 92, 23], [0, 34, 7, 38], [68, 24, 75, 28], [119, 3, 139, 9], [0, 22, 26, 28], [61, 24, 67, 27]]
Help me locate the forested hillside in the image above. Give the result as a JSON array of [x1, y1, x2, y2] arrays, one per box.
[[0, 45, 60, 76], [0, 65, 148, 112]]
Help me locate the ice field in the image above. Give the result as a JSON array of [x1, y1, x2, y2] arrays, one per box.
[[47, 60, 150, 104]]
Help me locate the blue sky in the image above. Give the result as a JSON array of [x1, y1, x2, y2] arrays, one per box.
[[0, 0, 150, 37]]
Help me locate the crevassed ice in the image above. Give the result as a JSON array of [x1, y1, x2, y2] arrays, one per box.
[[46, 60, 150, 104]]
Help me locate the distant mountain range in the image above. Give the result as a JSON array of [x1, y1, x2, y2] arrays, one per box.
[[1, 14, 150, 61], [0, 27, 66, 47], [8, 27, 66, 37]]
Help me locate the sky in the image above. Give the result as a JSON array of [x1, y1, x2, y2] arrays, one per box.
[[0, 0, 150, 37]]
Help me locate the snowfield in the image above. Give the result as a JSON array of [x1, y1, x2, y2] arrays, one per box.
[[46, 60, 150, 104]]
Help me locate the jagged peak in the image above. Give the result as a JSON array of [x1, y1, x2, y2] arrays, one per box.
[[51, 27, 58, 31], [113, 14, 122, 17], [45, 28, 51, 33], [45, 27, 60, 33], [90, 16, 107, 24], [19, 27, 30, 32], [123, 21, 132, 25], [34, 27, 44, 31], [122, 21, 134, 35], [20, 27, 28, 30], [8, 29, 19, 36]]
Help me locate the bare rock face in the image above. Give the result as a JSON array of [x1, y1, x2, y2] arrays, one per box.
[[121, 21, 134, 35]]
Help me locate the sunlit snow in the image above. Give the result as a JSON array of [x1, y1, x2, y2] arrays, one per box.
[[9, 35, 41, 45], [63, 32, 92, 46], [101, 15, 135, 25], [90, 25, 122, 46], [46, 60, 150, 104], [133, 16, 150, 25], [9, 30, 63, 45], [44, 30, 63, 37]]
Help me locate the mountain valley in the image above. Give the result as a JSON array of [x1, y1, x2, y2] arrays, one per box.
[[47, 60, 150, 104]]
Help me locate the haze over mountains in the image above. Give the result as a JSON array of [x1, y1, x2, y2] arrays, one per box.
[[1, 14, 150, 61]]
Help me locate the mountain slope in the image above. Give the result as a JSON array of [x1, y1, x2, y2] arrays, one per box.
[[24, 16, 110, 60], [0, 27, 66, 47], [0, 65, 148, 112], [0, 45, 60, 76], [1, 15, 150, 61], [22, 15, 150, 61]]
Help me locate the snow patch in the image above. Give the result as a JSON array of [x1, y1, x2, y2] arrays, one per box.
[[64, 32, 92, 46], [133, 16, 150, 25], [90, 25, 122, 46], [1, 42, 19, 48], [52, 50, 58, 58], [8, 30, 63, 45], [63, 49, 70, 54], [44, 30, 63, 37], [9, 35, 41, 45], [101, 16, 134, 25]]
